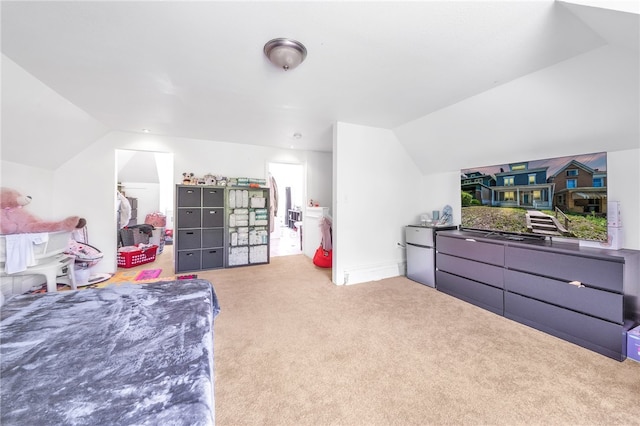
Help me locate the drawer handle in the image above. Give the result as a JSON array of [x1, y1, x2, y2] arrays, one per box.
[[209, 190, 217, 194], [209, 211, 217, 214], [209, 250, 217, 254], [568, 281, 584, 288], [186, 232, 194, 235], [186, 253, 194, 257], [186, 211, 193, 214], [187, 190, 194, 194]]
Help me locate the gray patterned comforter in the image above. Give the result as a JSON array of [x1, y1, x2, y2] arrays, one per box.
[[1, 279, 220, 425]]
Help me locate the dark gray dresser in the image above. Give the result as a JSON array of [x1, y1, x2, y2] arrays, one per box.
[[436, 230, 640, 361]]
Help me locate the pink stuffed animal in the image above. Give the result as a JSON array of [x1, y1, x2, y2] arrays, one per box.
[[0, 187, 86, 235]]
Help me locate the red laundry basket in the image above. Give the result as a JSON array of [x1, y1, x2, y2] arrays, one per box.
[[117, 245, 158, 268]]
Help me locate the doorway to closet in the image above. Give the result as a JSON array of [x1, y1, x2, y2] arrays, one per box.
[[268, 162, 304, 257], [116, 149, 174, 269]]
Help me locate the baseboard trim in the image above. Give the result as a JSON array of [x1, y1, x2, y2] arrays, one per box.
[[343, 261, 405, 285]]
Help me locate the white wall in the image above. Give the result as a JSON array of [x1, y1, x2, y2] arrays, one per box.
[[394, 45, 639, 175], [0, 161, 55, 208], [1, 55, 109, 170], [333, 122, 423, 285], [118, 182, 160, 224], [49, 131, 332, 273], [305, 153, 333, 211], [418, 170, 462, 226], [116, 150, 174, 226], [607, 148, 640, 250], [389, 41, 640, 251]]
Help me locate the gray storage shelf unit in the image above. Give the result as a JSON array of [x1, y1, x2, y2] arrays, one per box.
[[435, 229, 640, 361], [174, 185, 225, 273]]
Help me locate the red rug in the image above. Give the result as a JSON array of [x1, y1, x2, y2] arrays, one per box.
[[135, 269, 162, 281]]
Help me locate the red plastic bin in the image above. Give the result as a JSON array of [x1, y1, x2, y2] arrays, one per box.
[[117, 245, 158, 268]]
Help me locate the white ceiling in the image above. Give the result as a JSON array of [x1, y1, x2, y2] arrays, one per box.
[[1, 1, 638, 169]]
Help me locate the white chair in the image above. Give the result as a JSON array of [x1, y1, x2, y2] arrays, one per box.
[[0, 254, 77, 292], [0, 231, 76, 292]]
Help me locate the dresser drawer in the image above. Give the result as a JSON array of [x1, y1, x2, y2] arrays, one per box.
[[504, 292, 626, 361], [176, 229, 202, 250], [177, 250, 201, 272], [202, 187, 224, 207], [504, 270, 623, 323], [437, 253, 504, 289], [202, 228, 224, 248], [202, 208, 224, 228], [505, 247, 623, 292], [177, 186, 201, 207], [437, 236, 504, 266], [202, 248, 224, 269], [177, 208, 202, 228], [436, 270, 504, 315]]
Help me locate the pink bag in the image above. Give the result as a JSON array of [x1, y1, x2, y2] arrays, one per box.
[[145, 212, 166, 227]]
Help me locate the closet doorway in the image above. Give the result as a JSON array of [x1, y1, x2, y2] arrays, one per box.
[[268, 162, 304, 257], [116, 150, 174, 266]]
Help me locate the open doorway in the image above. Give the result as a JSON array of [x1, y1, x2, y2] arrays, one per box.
[[116, 150, 174, 270], [268, 162, 304, 257]]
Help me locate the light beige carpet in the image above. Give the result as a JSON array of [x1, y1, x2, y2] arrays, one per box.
[[194, 255, 640, 426]]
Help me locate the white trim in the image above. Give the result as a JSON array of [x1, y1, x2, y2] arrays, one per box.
[[342, 261, 405, 286]]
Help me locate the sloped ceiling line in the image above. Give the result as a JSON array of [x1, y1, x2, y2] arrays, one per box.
[[1, 1, 638, 172]]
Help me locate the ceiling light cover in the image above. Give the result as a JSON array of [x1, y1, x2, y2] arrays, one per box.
[[264, 38, 307, 71]]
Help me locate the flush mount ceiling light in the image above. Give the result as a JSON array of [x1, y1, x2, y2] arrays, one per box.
[[264, 38, 307, 71]]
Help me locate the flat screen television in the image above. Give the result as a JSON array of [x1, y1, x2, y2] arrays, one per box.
[[460, 151, 608, 242]]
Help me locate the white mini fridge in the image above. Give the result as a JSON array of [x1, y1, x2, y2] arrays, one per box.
[[405, 225, 455, 287]]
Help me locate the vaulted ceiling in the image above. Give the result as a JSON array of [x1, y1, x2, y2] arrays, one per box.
[[1, 1, 638, 171]]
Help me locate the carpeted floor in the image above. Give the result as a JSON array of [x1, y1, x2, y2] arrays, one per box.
[[193, 254, 640, 426], [103, 268, 163, 283], [27, 246, 176, 293], [24, 246, 640, 424]]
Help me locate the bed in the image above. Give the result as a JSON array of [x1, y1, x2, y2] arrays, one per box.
[[0, 279, 220, 425]]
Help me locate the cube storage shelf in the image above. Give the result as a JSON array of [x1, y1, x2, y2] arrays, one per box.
[[174, 185, 269, 273]]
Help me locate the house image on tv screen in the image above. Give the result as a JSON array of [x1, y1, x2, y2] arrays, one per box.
[[460, 171, 496, 207], [548, 159, 607, 214], [461, 152, 607, 240], [492, 162, 554, 210], [461, 161, 554, 210], [462, 153, 607, 215]]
